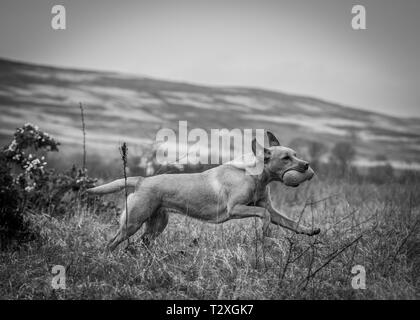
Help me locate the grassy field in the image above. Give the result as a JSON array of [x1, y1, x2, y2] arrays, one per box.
[[1, 177, 418, 300]]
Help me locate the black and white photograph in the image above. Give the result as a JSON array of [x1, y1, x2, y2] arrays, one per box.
[[0, 0, 419, 305]]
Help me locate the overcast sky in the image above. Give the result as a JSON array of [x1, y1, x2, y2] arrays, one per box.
[[0, 0, 419, 117]]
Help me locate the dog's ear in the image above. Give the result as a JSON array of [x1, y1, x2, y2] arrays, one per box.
[[252, 138, 271, 163], [267, 131, 281, 147]]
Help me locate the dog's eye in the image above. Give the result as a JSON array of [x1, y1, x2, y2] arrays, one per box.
[[283, 156, 290, 160]]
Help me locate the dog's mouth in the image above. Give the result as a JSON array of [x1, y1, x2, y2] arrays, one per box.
[[281, 166, 307, 180]]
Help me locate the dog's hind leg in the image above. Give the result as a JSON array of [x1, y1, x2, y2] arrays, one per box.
[[140, 209, 169, 247], [106, 192, 158, 252]]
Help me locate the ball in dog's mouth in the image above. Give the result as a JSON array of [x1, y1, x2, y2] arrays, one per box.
[[283, 167, 314, 187]]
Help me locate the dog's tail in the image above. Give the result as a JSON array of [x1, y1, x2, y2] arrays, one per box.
[[86, 176, 144, 195]]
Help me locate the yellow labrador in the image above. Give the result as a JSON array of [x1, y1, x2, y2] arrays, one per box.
[[88, 131, 319, 251]]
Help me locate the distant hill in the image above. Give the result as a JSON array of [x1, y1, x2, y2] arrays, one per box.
[[0, 58, 419, 169]]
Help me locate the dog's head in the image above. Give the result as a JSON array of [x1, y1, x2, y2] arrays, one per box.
[[252, 131, 314, 187]]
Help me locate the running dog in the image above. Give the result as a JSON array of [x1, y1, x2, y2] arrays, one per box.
[[87, 131, 320, 251]]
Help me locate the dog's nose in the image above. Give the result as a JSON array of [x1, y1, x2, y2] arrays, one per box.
[[303, 162, 309, 170]]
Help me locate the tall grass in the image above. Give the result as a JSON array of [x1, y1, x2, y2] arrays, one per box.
[[0, 178, 418, 299]]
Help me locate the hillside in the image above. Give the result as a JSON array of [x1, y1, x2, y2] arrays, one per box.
[[0, 58, 419, 169]]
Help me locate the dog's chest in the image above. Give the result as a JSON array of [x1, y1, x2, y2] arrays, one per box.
[[246, 186, 265, 205]]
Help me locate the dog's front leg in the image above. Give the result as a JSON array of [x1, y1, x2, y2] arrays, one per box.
[[260, 193, 320, 236], [226, 203, 271, 237]]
